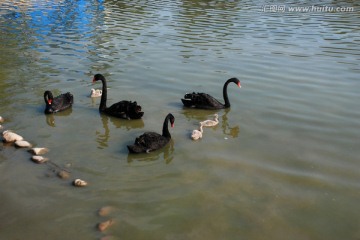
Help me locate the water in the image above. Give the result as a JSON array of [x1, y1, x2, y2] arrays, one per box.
[[1, 0, 360, 239]]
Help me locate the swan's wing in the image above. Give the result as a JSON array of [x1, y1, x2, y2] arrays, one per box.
[[52, 92, 73, 112], [182, 92, 223, 109], [106, 101, 143, 119], [135, 132, 169, 151]]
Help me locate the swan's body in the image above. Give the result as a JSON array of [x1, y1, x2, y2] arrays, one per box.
[[44, 91, 73, 114], [181, 78, 241, 109], [92, 74, 143, 119], [191, 123, 203, 140], [200, 114, 219, 127], [127, 113, 175, 153], [90, 88, 102, 98]]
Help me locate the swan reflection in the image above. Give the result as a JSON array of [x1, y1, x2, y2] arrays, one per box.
[[96, 113, 145, 149], [45, 108, 73, 127], [127, 139, 174, 164]]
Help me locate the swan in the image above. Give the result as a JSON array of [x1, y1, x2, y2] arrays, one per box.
[[127, 113, 175, 153], [44, 90, 73, 114], [90, 88, 102, 98], [181, 78, 241, 109], [200, 114, 219, 127], [191, 122, 203, 140], [92, 74, 144, 119]]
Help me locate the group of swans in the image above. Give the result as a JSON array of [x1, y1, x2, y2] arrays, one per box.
[[191, 114, 219, 140], [43, 74, 241, 153]]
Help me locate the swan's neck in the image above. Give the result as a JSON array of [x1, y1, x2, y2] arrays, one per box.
[[223, 79, 232, 108], [99, 78, 108, 111], [199, 124, 203, 133], [162, 116, 171, 138]]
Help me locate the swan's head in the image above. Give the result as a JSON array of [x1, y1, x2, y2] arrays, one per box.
[[93, 74, 106, 83], [231, 78, 241, 88], [168, 113, 175, 128], [44, 91, 54, 105]]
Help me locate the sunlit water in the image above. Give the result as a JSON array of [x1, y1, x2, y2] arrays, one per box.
[[1, 0, 360, 239]]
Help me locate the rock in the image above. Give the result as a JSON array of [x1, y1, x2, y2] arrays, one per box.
[[15, 140, 32, 148], [2, 130, 23, 142], [0, 125, 3, 129], [31, 155, 49, 164], [57, 170, 70, 179], [97, 219, 114, 232], [73, 179, 88, 187], [98, 206, 114, 217], [29, 147, 49, 155], [0, 116, 4, 123]]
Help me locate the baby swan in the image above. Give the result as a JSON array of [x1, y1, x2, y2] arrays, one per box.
[[191, 123, 204, 140], [200, 114, 219, 127], [90, 88, 102, 98]]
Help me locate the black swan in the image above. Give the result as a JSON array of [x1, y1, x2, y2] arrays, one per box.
[[127, 113, 175, 153], [92, 74, 144, 119], [44, 91, 73, 114], [181, 78, 241, 109]]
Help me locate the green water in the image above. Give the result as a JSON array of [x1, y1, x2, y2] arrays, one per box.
[[1, 1, 359, 239]]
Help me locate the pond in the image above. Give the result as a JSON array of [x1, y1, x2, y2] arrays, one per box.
[[0, 0, 359, 239]]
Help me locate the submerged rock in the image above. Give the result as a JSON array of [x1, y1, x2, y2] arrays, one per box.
[[97, 219, 114, 232], [98, 206, 114, 217], [2, 130, 24, 142], [29, 147, 49, 155], [73, 179, 88, 187], [57, 170, 70, 179], [31, 155, 49, 164], [15, 140, 32, 148]]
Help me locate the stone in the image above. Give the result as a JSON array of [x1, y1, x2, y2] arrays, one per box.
[[29, 147, 49, 155], [98, 206, 114, 217], [15, 140, 32, 148], [57, 170, 70, 179], [73, 179, 88, 187], [2, 130, 23, 142], [97, 219, 114, 232], [31, 155, 49, 164]]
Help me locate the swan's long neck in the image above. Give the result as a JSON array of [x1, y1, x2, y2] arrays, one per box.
[[99, 78, 108, 111], [162, 115, 171, 138], [223, 79, 232, 108]]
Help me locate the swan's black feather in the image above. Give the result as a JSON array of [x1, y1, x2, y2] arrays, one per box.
[[44, 91, 73, 114], [127, 113, 175, 154]]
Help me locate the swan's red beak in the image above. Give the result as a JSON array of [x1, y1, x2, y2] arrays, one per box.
[[237, 82, 241, 88], [92, 77, 96, 83], [171, 123, 174, 128], [48, 99, 52, 105]]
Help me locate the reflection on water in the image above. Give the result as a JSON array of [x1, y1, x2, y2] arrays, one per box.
[[96, 114, 145, 149], [1, 0, 360, 239], [127, 139, 174, 164], [45, 108, 73, 127]]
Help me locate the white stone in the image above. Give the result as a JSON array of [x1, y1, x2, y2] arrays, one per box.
[[15, 140, 32, 148], [31, 155, 49, 164], [73, 179, 88, 187], [2, 130, 24, 142], [29, 147, 49, 155]]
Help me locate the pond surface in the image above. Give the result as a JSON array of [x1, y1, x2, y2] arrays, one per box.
[[1, 0, 360, 239]]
